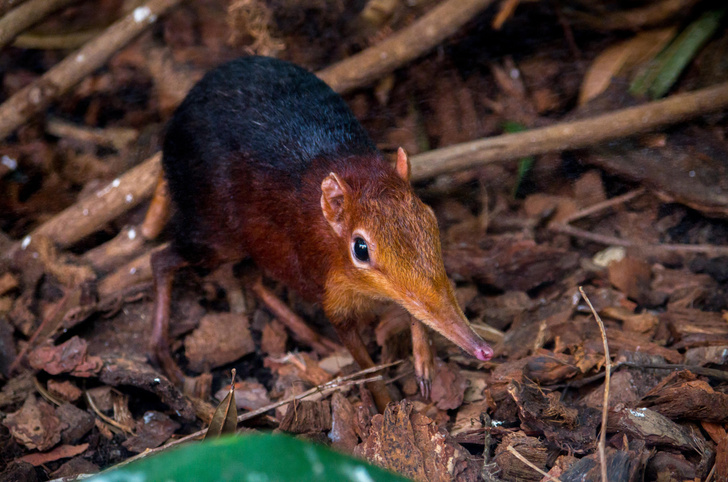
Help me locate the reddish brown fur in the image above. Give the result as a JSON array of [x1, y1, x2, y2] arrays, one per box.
[[152, 57, 492, 410]]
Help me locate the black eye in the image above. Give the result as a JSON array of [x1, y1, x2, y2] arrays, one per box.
[[353, 237, 369, 262]]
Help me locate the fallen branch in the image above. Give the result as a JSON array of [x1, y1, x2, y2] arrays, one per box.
[[550, 223, 728, 256], [0, 0, 182, 140], [0, 0, 79, 49], [34, 153, 161, 248], [410, 81, 728, 181], [317, 0, 495, 94], [0, 0, 29, 17]]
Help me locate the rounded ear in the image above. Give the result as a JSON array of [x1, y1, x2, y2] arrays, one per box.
[[321, 172, 350, 237], [396, 147, 411, 182]]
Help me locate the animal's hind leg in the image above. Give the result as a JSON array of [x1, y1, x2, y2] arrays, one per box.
[[150, 245, 188, 385], [332, 319, 392, 413]]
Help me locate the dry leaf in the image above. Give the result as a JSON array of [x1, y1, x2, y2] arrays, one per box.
[[17, 443, 89, 466], [579, 28, 676, 105], [206, 371, 238, 439]]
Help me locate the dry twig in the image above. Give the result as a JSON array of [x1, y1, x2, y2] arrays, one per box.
[[0, 0, 182, 140], [0, 0, 79, 49], [21, 153, 159, 252], [551, 223, 728, 256], [318, 0, 495, 94], [579, 287, 610, 482], [410, 81, 728, 181]]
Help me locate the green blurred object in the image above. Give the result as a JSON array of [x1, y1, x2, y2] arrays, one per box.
[[89, 433, 412, 482], [502, 120, 534, 197], [630, 9, 726, 99]]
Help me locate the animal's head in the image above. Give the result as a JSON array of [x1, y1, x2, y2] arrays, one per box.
[[320, 148, 493, 361]]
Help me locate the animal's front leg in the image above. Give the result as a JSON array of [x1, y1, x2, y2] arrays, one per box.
[[411, 317, 434, 400]]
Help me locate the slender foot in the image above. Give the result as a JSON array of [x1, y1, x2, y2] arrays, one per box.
[[150, 245, 187, 385], [411, 318, 434, 400]]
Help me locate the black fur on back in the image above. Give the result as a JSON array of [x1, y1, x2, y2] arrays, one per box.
[[163, 56, 378, 183]]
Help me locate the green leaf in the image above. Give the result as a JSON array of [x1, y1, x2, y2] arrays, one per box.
[[502, 121, 534, 197], [630, 9, 726, 99], [90, 433, 412, 482]]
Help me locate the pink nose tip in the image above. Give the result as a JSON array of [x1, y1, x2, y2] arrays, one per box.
[[474, 345, 494, 361]]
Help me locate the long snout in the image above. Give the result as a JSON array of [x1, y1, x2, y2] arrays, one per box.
[[403, 295, 493, 361], [433, 314, 493, 361]]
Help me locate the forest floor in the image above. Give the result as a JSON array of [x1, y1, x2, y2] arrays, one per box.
[[1, 0, 728, 480]]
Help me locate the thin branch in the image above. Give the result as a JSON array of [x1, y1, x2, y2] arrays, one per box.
[[35, 153, 159, 249], [0, 0, 182, 140], [560, 188, 646, 225], [0, 0, 29, 18], [0, 0, 79, 49], [410, 81, 728, 181], [317, 0, 495, 94], [506, 446, 562, 482], [579, 287, 610, 482], [550, 222, 728, 256]]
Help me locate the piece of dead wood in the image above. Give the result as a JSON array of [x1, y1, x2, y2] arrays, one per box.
[[637, 371, 728, 423], [329, 391, 359, 452], [354, 399, 481, 481], [0, 0, 79, 49], [46, 117, 138, 151], [33, 153, 161, 249], [317, 0, 496, 94], [508, 380, 601, 453], [443, 238, 579, 292], [27, 336, 102, 377], [607, 406, 703, 452], [0, 0, 182, 140], [279, 399, 332, 434], [214, 379, 270, 412], [82, 225, 146, 273], [97, 247, 156, 298], [409, 81, 728, 181], [559, 446, 648, 482], [493, 432, 549, 481], [0, 0, 29, 17], [99, 355, 194, 421], [122, 411, 180, 453]]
